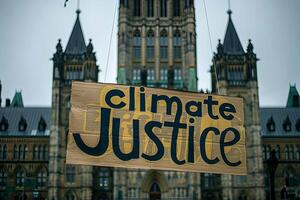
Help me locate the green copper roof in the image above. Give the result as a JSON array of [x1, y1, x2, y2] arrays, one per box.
[[10, 91, 24, 107], [286, 85, 300, 107]]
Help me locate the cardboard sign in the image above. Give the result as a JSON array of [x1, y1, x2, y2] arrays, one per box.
[[66, 82, 246, 175]]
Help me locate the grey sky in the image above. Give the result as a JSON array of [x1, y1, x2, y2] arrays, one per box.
[[0, 0, 299, 107]]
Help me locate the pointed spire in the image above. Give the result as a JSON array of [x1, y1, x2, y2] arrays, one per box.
[[286, 84, 300, 107], [223, 10, 244, 55], [65, 10, 86, 55], [11, 91, 24, 107]]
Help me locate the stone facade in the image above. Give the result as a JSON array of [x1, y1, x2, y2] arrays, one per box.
[[48, 10, 114, 200]]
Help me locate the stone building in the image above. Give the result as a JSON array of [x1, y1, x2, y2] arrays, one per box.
[[1, 1, 299, 200], [210, 10, 265, 200], [116, 0, 200, 199], [0, 91, 50, 200], [48, 9, 113, 200], [261, 85, 300, 199]]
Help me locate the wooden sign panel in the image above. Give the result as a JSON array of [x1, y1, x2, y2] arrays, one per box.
[[66, 82, 246, 175]]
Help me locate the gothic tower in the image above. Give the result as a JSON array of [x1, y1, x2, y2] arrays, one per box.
[[117, 0, 197, 91], [115, 0, 200, 199], [48, 10, 100, 200], [211, 10, 265, 200]]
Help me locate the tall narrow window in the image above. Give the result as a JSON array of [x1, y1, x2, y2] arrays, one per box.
[[160, 0, 167, 17], [147, 68, 155, 87], [66, 165, 76, 183], [24, 145, 28, 160], [173, 0, 180, 17], [98, 168, 110, 189], [147, 30, 155, 60], [173, 30, 182, 59], [19, 145, 23, 160], [3, 145, 7, 160], [0, 170, 7, 187], [13, 145, 18, 160], [38, 145, 42, 160], [43, 145, 48, 160], [147, 0, 154, 17], [33, 145, 38, 160], [133, 69, 141, 83], [133, 0, 141, 17], [160, 68, 168, 88], [289, 145, 295, 160], [133, 30, 141, 60], [276, 145, 281, 159], [37, 170, 47, 187], [16, 170, 25, 187], [160, 30, 168, 59], [174, 68, 182, 81], [285, 146, 290, 160]]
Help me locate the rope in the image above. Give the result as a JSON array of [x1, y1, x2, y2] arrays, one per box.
[[104, 0, 118, 82], [203, 0, 220, 94]]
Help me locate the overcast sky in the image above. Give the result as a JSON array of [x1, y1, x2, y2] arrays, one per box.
[[0, 0, 299, 107]]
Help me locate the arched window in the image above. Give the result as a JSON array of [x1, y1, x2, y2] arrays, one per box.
[[38, 145, 42, 160], [173, 0, 181, 17], [133, 0, 141, 17], [16, 169, 25, 187], [24, 145, 28, 160], [0, 169, 7, 187], [133, 30, 141, 60], [173, 30, 182, 59], [19, 145, 23, 160], [13, 145, 18, 159], [297, 145, 300, 160], [285, 145, 290, 160], [276, 145, 281, 159], [98, 168, 110, 189], [146, 30, 155, 60], [284, 170, 296, 187], [43, 145, 48, 160], [2, 145, 7, 159], [289, 145, 295, 160], [266, 145, 271, 159], [66, 165, 76, 183], [160, 0, 167, 17], [65, 193, 75, 200], [160, 30, 168, 59], [33, 145, 38, 160], [37, 170, 47, 187], [147, 0, 154, 17], [149, 183, 161, 199]]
